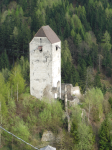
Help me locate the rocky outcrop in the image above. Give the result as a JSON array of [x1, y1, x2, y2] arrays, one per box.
[[41, 130, 64, 144], [41, 131, 55, 142]]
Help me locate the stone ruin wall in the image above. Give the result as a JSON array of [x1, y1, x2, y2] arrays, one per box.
[[61, 83, 81, 100]]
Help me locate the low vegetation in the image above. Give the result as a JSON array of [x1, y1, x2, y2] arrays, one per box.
[[1, 0, 112, 149]]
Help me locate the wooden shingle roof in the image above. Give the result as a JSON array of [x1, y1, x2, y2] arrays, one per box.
[[34, 25, 60, 44]]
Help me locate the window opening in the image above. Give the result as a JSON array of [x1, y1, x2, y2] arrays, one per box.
[[40, 38, 42, 43], [56, 45, 61, 50], [56, 46, 58, 51], [38, 46, 42, 53]]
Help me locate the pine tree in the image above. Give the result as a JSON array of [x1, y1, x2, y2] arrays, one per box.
[[0, 50, 9, 70], [94, 72, 101, 88], [99, 118, 110, 150]]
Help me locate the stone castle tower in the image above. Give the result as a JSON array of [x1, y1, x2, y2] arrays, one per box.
[[29, 25, 61, 99]]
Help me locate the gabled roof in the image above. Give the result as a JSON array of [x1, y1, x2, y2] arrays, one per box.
[[40, 145, 56, 150], [34, 25, 60, 44]]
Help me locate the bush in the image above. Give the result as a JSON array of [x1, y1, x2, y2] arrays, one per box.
[[108, 97, 112, 109], [38, 99, 63, 131]]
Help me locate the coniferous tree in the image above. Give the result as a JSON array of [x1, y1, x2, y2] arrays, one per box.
[[94, 73, 102, 88], [99, 118, 110, 150]]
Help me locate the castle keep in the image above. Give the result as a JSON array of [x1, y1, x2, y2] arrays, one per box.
[[30, 25, 81, 102], [30, 25, 61, 99]]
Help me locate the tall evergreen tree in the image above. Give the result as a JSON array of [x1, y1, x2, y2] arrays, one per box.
[[99, 118, 110, 150]]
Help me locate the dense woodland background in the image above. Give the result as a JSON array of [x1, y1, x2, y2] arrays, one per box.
[[1, 0, 112, 149]]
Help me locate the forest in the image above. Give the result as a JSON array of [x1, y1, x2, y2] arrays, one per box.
[[0, 0, 112, 149]]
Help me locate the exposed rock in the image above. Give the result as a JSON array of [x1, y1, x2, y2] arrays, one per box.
[[41, 131, 55, 142], [41, 130, 65, 145]]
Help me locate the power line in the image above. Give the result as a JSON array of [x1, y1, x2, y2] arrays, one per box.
[[0, 126, 39, 149]]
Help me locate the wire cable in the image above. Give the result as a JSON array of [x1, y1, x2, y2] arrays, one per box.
[[0, 126, 39, 149]]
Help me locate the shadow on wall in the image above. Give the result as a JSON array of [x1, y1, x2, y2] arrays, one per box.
[[43, 85, 53, 99], [61, 83, 81, 100], [57, 81, 60, 98]]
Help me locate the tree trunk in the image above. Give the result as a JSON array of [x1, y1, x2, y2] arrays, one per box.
[[99, 55, 101, 71], [12, 136, 13, 150], [8, 92, 9, 103], [88, 102, 90, 122], [17, 84, 18, 102]]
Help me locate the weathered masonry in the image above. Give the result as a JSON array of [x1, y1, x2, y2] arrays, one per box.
[[29, 25, 61, 99]]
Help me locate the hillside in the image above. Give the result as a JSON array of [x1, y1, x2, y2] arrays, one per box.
[[0, 0, 112, 149]]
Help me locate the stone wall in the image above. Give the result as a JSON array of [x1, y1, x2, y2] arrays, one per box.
[[61, 83, 66, 100], [52, 42, 61, 99], [61, 83, 81, 103], [30, 37, 61, 100], [72, 86, 81, 98]]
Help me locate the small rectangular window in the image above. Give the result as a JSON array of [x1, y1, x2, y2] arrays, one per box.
[[56, 46, 58, 50], [56, 45, 61, 50], [38, 46, 42, 52]]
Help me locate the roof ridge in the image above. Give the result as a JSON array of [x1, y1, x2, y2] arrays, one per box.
[[34, 25, 60, 44], [42, 25, 48, 38], [42, 25, 54, 43]]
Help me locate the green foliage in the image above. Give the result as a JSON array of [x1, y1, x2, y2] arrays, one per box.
[[12, 117, 30, 142], [70, 105, 82, 144], [94, 73, 102, 88], [0, 73, 10, 101], [85, 32, 92, 47], [75, 33, 82, 47], [0, 50, 9, 70], [71, 120, 79, 144], [70, 105, 82, 124], [70, 106, 94, 150], [1, 68, 10, 82], [1, 0, 112, 149], [71, 29, 75, 38], [8, 98, 16, 113], [84, 88, 104, 122], [38, 99, 63, 131], [0, 94, 8, 117], [77, 123, 94, 150], [9, 64, 25, 97], [99, 117, 111, 150], [0, 0, 111, 85], [102, 31, 111, 51], [108, 97, 112, 109], [19, 56, 30, 83], [77, 61, 86, 92], [27, 113, 37, 127], [61, 40, 72, 65], [72, 14, 82, 31], [101, 84, 107, 95]]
